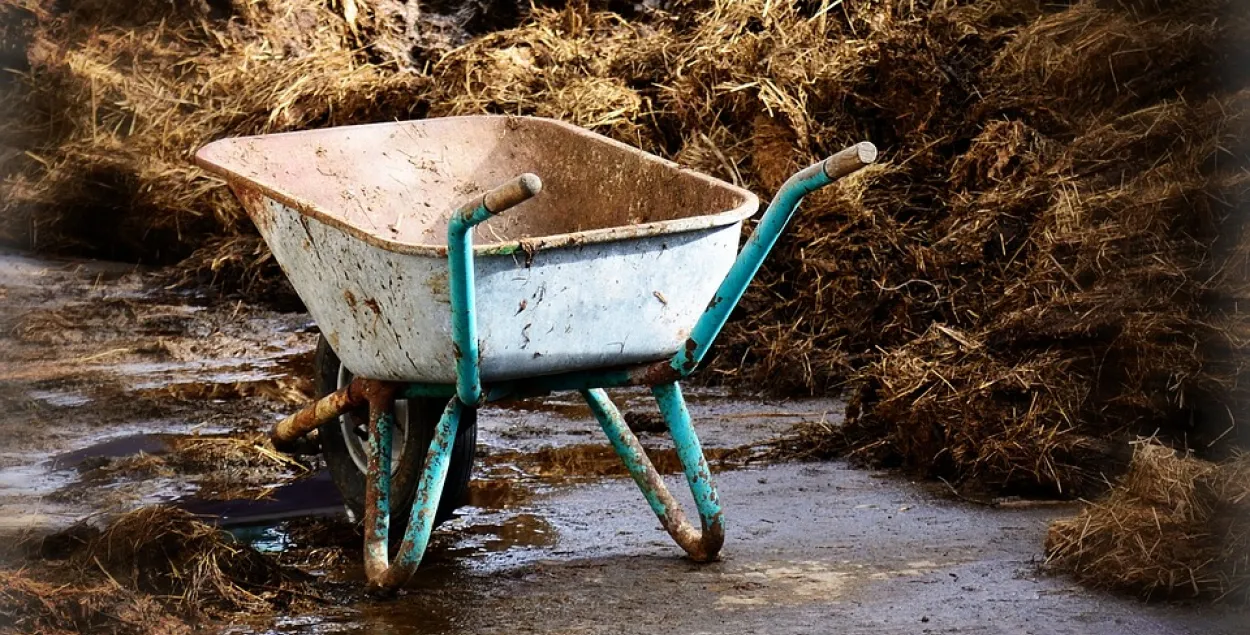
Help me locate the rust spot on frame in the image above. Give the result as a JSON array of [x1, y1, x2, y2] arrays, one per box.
[[230, 182, 274, 233], [519, 239, 538, 268], [425, 271, 449, 298], [634, 360, 681, 386], [680, 338, 699, 373]]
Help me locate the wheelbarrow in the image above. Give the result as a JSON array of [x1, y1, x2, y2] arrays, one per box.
[[195, 116, 876, 589]]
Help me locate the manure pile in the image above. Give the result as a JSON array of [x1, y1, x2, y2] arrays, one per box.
[[0, 0, 432, 285], [1, 0, 1248, 603], [1047, 442, 1249, 603], [0, 507, 321, 634]]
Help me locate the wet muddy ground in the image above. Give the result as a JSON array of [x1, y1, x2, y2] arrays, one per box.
[[0, 250, 1243, 633]]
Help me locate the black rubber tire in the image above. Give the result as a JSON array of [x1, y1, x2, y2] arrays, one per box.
[[314, 336, 476, 538]]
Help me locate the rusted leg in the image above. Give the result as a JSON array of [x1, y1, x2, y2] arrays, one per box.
[[361, 174, 540, 589], [362, 385, 465, 590], [581, 386, 724, 562], [652, 381, 723, 558], [361, 381, 399, 583]]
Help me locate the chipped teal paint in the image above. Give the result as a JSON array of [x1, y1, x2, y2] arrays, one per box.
[[654, 382, 722, 530], [582, 388, 669, 518], [580, 385, 724, 560], [672, 161, 835, 376], [365, 408, 394, 564], [391, 398, 463, 571], [476, 243, 522, 256], [447, 201, 493, 405]]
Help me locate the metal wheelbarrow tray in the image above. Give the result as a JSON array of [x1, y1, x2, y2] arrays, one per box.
[[196, 115, 877, 589]]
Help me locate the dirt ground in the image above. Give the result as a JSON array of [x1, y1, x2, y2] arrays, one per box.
[[0, 249, 1243, 634]]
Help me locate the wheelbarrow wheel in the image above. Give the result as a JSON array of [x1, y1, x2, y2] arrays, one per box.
[[314, 336, 476, 540]]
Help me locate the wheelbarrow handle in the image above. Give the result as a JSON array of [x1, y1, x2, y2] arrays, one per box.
[[447, 172, 544, 406], [453, 173, 543, 227], [823, 141, 879, 179], [669, 141, 878, 377], [485, 173, 543, 214]]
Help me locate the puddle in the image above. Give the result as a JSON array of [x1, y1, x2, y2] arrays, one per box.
[[48, 433, 173, 470], [0, 463, 77, 498], [476, 388, 840, 457], [466, 477, 535, 509], [0, 249, 141, 292], [119, 358, 308, 391], [177, 471, 344, 527], [484, 387, 753, 422], [234, 524, 301, 553], [26, 389, 93, 408], [453, 513, 558, 554], [491, 396, 588, 419], [19, 427, 311, 520]]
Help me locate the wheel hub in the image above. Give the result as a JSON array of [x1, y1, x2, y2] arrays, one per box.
[[337, 364, 408, 474]]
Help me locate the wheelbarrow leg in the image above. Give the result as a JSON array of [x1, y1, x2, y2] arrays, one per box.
[[359, 173, 543, 590], [581, 384, 724, 561], [362, 383, 465, 589]]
